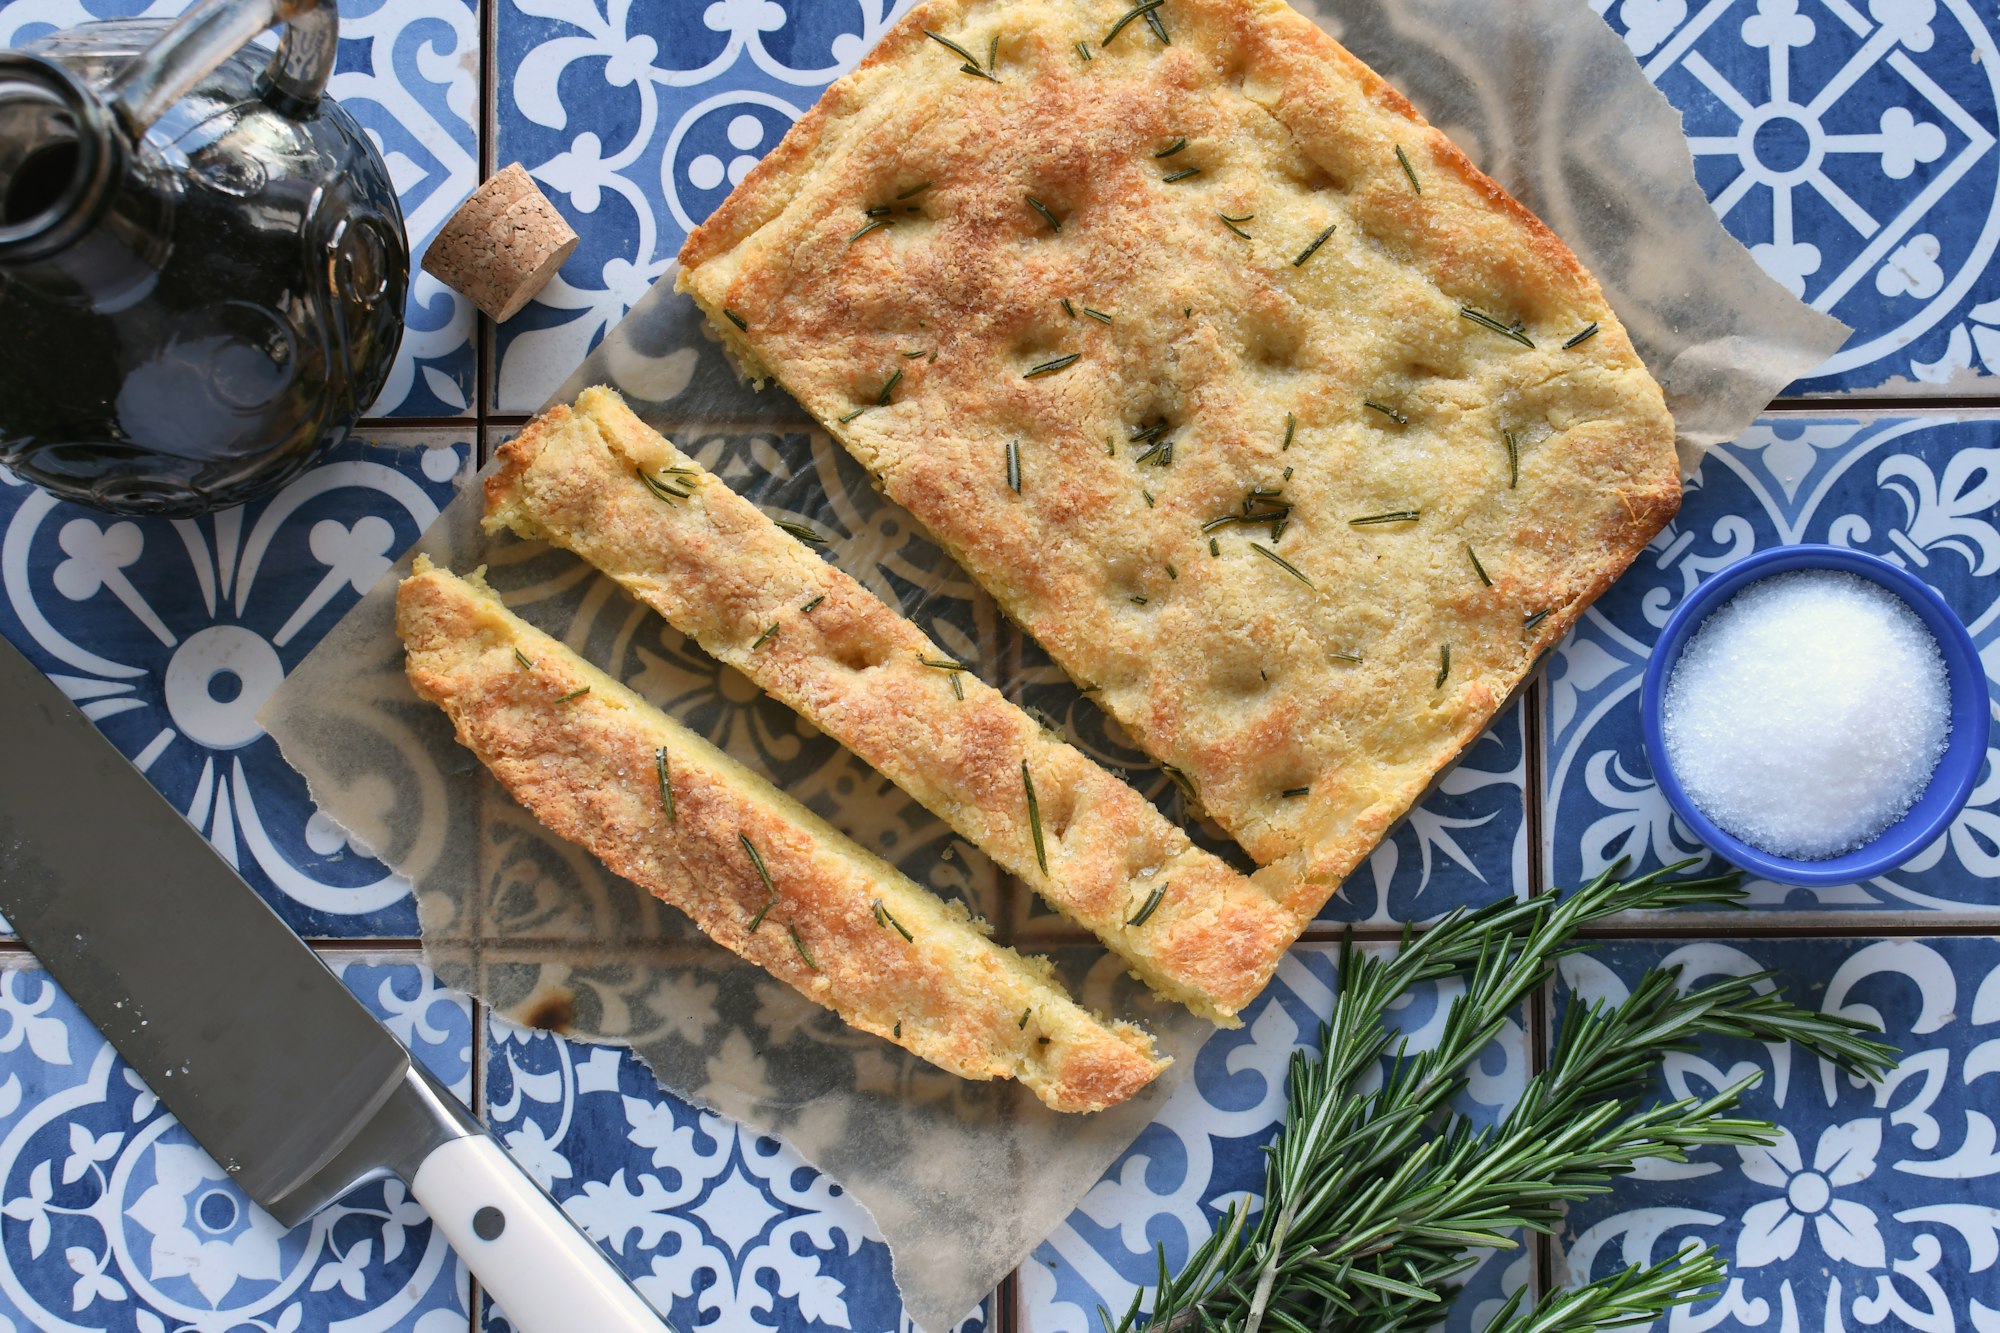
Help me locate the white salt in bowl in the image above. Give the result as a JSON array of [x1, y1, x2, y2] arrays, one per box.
[[1640, 545, 1990, 886]]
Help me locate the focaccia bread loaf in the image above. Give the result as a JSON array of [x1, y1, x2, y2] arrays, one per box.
[[676, 0, 1680, 916], [398, 557, 1165, 1112], [485, 387, 1298, 1024]]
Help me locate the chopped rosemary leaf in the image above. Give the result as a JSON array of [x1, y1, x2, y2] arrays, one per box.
[[1145, 6, 1171, 42], [1061, 297, 1076, 319], [637, 469, 691, 502], [746, 899, 773, 932], [1075, 39, 1092, 60], [1293, 223, 1338, 267], [1350, 509, 1420, 525], [877, 367, 903, 404], [1134, 439, 1171, 466], [1027, 195, 1062, 233], [1082, 306, 1113, 323], [836, 405, 871, 425], [848, 217, 893, 244], [557, 687, 591, 703], [800, 595, 826, 613], [1363, 398, 1408, 425], [1023, 353, 1081, 378], [903, 347, 928, 358], [1564, 321, 1600, 349], [961, 62, 999, 82], [1330, 650, 1364, 663], [988, 32, 1000, 67], [1219, 212, 1254, 239], [1504, 429, 1520, 488], [1141, 489, 1155, 508], [873, 899, 915, 942], [1436, 641, 1452, 688], [1104, 0, 1165, 45], [1282, 411, 1295, 450], [1250, 542, 1315, 587], [950, 674, 964, 700], [1282, 465, 1294, 481], [1468, 544, 1493, 586], [1017, 1007, 1032, 1029], [863, 205, 895, 218], [656, 746, 676, 823], [1166, 563, 1178, 580], [1396, 142, 1422, 194], [723, 307, 748, 331], [1130, 594, 1150, 605], [924, 29, 982, 67], [513, 648, 534, 670], [1127, 883, 1167, 927], [1281, 786, 1311, 798], [919, 655, 969, 672], [1156, 136, 1188, 158], [1006, 438, 1022, 492], [740, 832, 776, 898], [776, 520, 826, 546], [896, 180, 933, 200], [1461, 306, 1536, 347], [750, 623, 780, 651], [1162, 764, 1197, 800], [790, 925, 818, 970], [1162, 167, 1202, 184], [1524, 608, 1551, 632], [1023, 761, 1048, 874], [1209, 537, 1220, 557]]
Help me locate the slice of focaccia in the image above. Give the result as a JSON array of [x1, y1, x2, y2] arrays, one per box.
[[676, 0, 1680, 915], [397, 557, 1165, 1112], [485, 387, 1297, 1025]]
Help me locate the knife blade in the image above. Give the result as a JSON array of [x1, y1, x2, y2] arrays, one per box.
[[0, 631, 671, 1332]]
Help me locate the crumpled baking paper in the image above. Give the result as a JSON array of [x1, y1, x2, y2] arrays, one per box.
[[263, 2, 1846, 1328]]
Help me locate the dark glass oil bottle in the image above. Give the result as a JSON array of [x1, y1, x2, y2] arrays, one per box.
[[0, 0, 406, 516]]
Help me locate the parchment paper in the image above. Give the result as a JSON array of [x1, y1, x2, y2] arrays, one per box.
[[263, 3, 1848, 1328]]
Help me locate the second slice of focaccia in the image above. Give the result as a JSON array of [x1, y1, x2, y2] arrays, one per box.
[[676, 0, 1681, 915], [398, 558, 1165, 1112], [485, 387, 1297, 1025]]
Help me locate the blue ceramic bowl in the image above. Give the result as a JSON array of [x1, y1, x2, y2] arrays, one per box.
[[1640, 544, 1991, 886]]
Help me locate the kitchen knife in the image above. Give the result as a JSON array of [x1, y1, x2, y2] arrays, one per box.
[[0, 632, 673, 1332]]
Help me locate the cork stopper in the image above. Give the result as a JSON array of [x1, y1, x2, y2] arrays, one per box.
[[421, 163, 579, 322]]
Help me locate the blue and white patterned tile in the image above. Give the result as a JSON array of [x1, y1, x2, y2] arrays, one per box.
[[478, 1017, 991, 1333], [1545, 413, 2000, 916], [0, 955, 473, 1333], [0, 429, 473, 937], [1021, 944, 1530, 1333], [1556, 935, 2000, 1332], [490, 0, 920, 410], [0, 0, 479, 419], [1595, 0, 2000, 395]]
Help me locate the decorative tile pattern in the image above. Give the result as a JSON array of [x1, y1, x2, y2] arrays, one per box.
[[1023, 945, 1530, 1333], [479, 1017, 991, 1333], [1556, 935, 2000, 1332], [1546, 413, 2000, 916], [1595, 0, 2000, 394], [0, 0, 481, 419], [0, 431, 472, 937], [0, 956, 472, 1333]]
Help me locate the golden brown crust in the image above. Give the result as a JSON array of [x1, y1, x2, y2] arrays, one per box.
[[677, 0, 1679, 908], [396, 558, 1164, 1112], [485, 387, 1296, 1023]]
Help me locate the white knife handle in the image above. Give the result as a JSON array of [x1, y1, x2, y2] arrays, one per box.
[[411, 1135, 669, 1332]]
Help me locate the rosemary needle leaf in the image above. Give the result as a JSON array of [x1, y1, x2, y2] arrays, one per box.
[[1104, 0, 1165, 45], [1024, 353, 1081, 378], [960, 62, 999, 82], [751, 623, 780, 651], [801, 595, 826, 613], [1363, 398, 1409, 425], [1250, 542, 1316, 588], [1083, 306, 1114, 323], [1219, 212, 1254, 239], [1129, 594, 1149, 605], [896, 180, 933, 200], [1156, 136, 1188, 157], [848, 217, 893, 244], [1006, 439, 1022, 493], [656, 746, 676, 823], [1076, 39, 1093, 60], [1027, 195, 1062, 233], [1282, 411, 1295, 450], [1293, 222, 1338, 267], [1505, 428, 1521, 488], [1061, 297, 1076, 318], [723, 307, 748, 331], [1436, 641, 1451, 687], [746, 899, 773, 932], [1209, 537, 1220, 557], [776, 520, 827, 547], [1396, 142, 1422, 193], [513, 648, 534, 671], [638, 469, 691, 502], [877, 367, 903, 405], [1350, 509, 1421, 526], [1524, 608, 1551, 633], [1162, 167, 1202, 184], [1330, 650, 1363, 663], [741, 833, 776, 899], [1127, 883, 1167, 927], [1280, 786, 1310, 798], [1468, 544, 1493, 586], [1461, 305, 1537, 347], [923, 29, 982, 67], [988, 31, 1000, 67], [1144, 6, 1171, 43], [836, 406, 871, 424], [1023, 761, 1048, 873], [1564, 321, 1601, 349], [789, 925, 818, 970], [556, 686, 590, 703], [873, 899, 914, 942]]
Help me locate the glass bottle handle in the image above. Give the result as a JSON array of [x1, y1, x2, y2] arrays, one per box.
[[103, 0, 337, 134]]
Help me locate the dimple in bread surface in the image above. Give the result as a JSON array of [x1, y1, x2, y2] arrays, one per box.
[[485, 387, 1299, 1025], [396, 557, 1165, 1113], [676, 0, 1680, 915]]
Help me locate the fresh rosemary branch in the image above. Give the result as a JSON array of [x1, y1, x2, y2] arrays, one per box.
[[1114, 862, 1895, 1333]]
